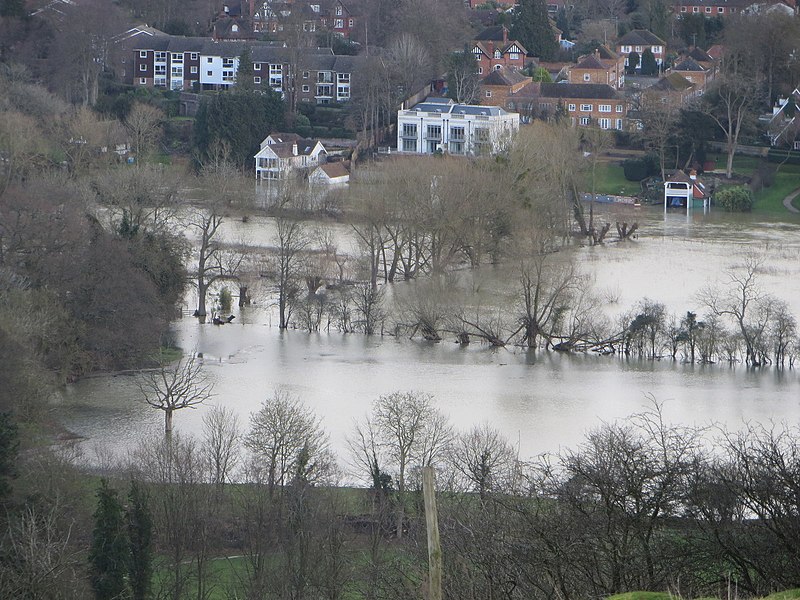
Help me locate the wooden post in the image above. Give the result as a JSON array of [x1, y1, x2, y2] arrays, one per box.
[[422, 465, 442, 600]]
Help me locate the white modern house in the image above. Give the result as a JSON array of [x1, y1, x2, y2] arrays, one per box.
[[397, 98, 520, 156], [254, 133, 327, 180]]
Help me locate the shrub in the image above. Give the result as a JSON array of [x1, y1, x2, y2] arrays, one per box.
[[623, 153, 660, 181], [715, 185, 753, 212], [219, 288, 233, 312]]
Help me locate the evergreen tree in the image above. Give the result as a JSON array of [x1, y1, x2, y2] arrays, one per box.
[[510, 0, 559, 61], [0, 413, 18, 502], [640, 48, 659, 75], [89, 479, 129, 600], [194, 90, 285, 169], [627, 50, 640, 75], [235, 46, 255, 93], [127, 481, 154, 600]]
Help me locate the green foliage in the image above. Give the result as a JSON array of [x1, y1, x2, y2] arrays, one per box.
[[715, 185, 753, 212], [511, 0, 558, 61], [127, 480, 153, 600], [762, 590, 800, 599], [194, 90, 285, 169], [0, 413, 18, 501], [235, 46, 255, 92], [640, 48, 659, 76], [89, 479, 129, 600], [627, 51, 640, 75], [623, 154, 660, 181], [219, 287, 233, 312], [531, 66, 552, 82]]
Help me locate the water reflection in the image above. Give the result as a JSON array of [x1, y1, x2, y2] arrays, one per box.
[[56, 206, 800, 465]]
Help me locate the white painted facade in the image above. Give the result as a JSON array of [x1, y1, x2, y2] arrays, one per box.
[[397, 99, 520, 156], [200, 56, 240, 87]]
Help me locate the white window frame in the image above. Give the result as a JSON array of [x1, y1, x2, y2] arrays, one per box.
[[190, 66, 198, 74], [583, 73, 590, 82], [139, 50, 147, 58], [616, 104, 623, 113], [485, 90, 492, 98], [302, 84, 310, 92], [190, 53, 198, 60], [579, 117, 590, 125], [705, 6, 711, 12], [580, 103, 592, 111], [254, 63, 261, 70], [599, 104, 611, 113], [140, 64, 147, 71], [139, 77, 147, 85], [568, 103, 576, 111], [254, 76, 261, 84]]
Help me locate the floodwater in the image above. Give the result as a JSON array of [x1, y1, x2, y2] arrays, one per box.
[[55, 204, 800, 467]]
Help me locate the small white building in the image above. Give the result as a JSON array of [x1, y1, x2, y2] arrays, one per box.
[[397, 98, 520, 156], [310, 161, 350, 184], [254, 133, 327, 180]]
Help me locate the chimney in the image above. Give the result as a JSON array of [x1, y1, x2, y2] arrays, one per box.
[[689, 169, 697, 180], [292, 142, 298, 156], [503, 25, 508, 45]]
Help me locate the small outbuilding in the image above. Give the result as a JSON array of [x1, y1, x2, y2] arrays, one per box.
[[664, 170, 709, 214], [310, 161, 350, 185]]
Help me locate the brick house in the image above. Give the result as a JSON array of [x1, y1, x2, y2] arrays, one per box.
[[673, 0, 796, 16], [643, 72, 700, 106], [132, 35, 362, 100], [568, 45, 626, 89], [472, 26, 527, 76], [538, 83, 627, 129], [616, 30, 667, 71], [668, 56, 713, 91], [480, 68, 534, 107]]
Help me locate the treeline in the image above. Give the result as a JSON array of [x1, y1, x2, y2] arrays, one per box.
[[2, 391, 799, 599]]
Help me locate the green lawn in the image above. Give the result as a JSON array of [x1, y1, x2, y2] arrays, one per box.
[[593, 163, 644, 196], [752, 165, 800, 215]]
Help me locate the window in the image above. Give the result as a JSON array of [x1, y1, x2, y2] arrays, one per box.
[[336, 4, 342, 15], [478, 67, 483, 74], [155, 51, 167, 61], [338, 73, 350, 83], [426, 124, 442, 140], [190, 66, 198, 74], [302, 85, 310, 92], [190, 53, 198, 60], [223, 58, 234, 68], [568, 103, 576, 111], [583, 73, 590, 82], [207, 70, 213, 76], [579, 117, 590, 125], [580, 103, 592, 111], [254, 63, 261, 70], [616, 119, 623, 130], [155, 64, 166, 75], [693, 6, 699, 12], [139, 77, 147, 84], [207, 57, 213, 63], [616, 104, 623, 113], [303, 71, 310, 78], [599, 118, 610, 129], [402, 139, 417, 152], [510, 52, 519, 60], [681, 6, 686, 11], [485, 90, 492, 98], [223, 70, 234, 82], [140, 64, 147, 71], [599, 104, 611, 112], [494, 50, 501, 59], [337, 86, 350, 100], [402, 123, 417, 137], [254, 76, 261, 84], [718, 6, 724, 12], [348, 18, 354, 27], [705, 6, 711, 12], [139, 50, 147, 58], [450, 126, 465, 140], [334, 19, 344, 28], [635, 46, 642, 52], [172, 53, 183, 63], [494, 64, 501, 71]]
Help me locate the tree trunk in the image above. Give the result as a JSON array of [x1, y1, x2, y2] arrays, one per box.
[[165, 409, 174, 436]]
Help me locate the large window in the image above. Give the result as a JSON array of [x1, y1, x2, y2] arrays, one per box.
[[402, 123, 417, 138], [449, 126, 464, 140], [426, 124, 442, 140], [599, 104, 611, 113], [402, 139, 417, 152], [580, 104, 592, 111], [599, 118, 611, 129]]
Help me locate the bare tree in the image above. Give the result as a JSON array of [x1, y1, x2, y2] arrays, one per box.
[[125, 102, 164, 159], [275, 216, 308, 329], [244, 388, 334, 497], [448, 423, 517, 500], [139, 354, 215, 435], [202, 405, 242, 490], [699, 254, 776, 366]]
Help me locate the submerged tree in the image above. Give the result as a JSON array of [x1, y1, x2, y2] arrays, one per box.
[[138, 354, 215, 435]]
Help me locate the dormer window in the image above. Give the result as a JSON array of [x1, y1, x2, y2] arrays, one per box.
[[494, 50, 501, 59], [232, 24, 239, 32], [336, 4, 342, 15]]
